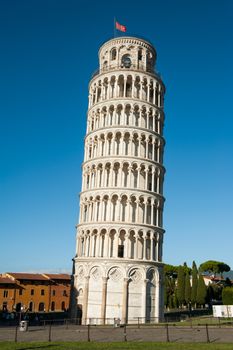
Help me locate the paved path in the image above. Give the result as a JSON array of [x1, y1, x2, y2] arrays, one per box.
[[1, 325, 233, 343]]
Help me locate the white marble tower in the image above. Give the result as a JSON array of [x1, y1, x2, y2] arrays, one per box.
[[72, 36, 166, 324]]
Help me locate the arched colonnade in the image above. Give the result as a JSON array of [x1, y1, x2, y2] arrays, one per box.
[[84, 130, 164, 163], [76, 227, 163, 262], [82, 160, 164, 194], [80, 193, 163, 227], [89, 74, 164, 109], [87, 103, 164, 134]]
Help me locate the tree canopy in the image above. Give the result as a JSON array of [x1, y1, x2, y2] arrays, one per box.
[[222, 287, 233, 305], [164, 264, 178, 277], [199, 260, 230, 275]]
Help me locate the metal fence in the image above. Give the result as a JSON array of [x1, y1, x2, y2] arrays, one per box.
[[1, 317, 233, 343]]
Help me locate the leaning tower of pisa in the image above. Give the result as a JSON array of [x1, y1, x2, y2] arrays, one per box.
[[72, 36, 166, 324]]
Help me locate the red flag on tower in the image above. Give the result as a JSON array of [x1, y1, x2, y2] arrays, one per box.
[[116, 21, 126, 32]]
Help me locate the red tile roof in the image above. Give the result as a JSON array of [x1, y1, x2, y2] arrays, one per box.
[[43, 273, 71, 281], [6, 273, 49, 281], [0, 276, 16, 284]]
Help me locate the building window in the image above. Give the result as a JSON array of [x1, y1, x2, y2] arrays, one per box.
[[3, 290, 8, 298], [29, 301, 34, 312], [41, 289, 45, 296], [63, 290, 67, 297], [111, 48, 116, 60], [118, 245, 124, 258], [61, 301, 65, 311], [138, 49, 142, 61], [52, 290, 55, 296], [19, 289, 23, 295], [51, 301, 55, 311], [38, 302, 45, 312], [31, 289, 34, 296]]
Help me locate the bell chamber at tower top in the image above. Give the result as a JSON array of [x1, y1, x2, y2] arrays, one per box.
[[89, 37, 165, 111], [92, 37, 159, 78]]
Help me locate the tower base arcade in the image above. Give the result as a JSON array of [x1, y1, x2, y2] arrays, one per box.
[[72, 259, 164, 324]]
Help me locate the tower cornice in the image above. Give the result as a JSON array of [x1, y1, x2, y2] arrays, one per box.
[[98, 36, 156, 58]]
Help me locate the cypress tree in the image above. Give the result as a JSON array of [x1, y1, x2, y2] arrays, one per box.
[[185, 272, 191, 305], [168, 294, 174, 309], [164, 276, 168, 307], [191, 261, 198, 307], [177, 265, 185, 307], [173, 291, 179, 309], [196, 274, 207, 306], [222, 287, 233, 305]]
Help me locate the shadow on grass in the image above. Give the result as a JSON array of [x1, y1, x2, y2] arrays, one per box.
[[17, 345, 57, 350]]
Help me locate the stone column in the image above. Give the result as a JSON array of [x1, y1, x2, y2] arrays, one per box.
[[157, 174, 160, 194], [152, 170, 155, 192], [139, 109, 142, 127], [97, 233, 102, 257], [146, 110, 149, 127], [138, 137, 142, 157], [135, 233, 139, 259], [158, 86, 161, 107], [113, 233, 119, 257], [153, 82, 156, 105], [158, 117, 161, 134], [103, 233, 109, 257], [157, 143, 160, 163], [82, 276, 90, 325], [124, 233, 129, 258], [116, 198, 121, 221], [132, 78, 135, 98], [101, 277, 108, 324], [140, 81, 143, 100], [123, 77, 127, 97], [145, 169, 149, 190], [156, 206, 159, 226], [122, 278, 129, 324], [150, 202, 154, 225], [143, 234, 147, 260], [144, 201, 148, 224], [152, 140, 155, 160], [156, 233, 159, 261], [89, 234, 93, 257], [85, 236, 89, 256], [147, 83, 150, 103], [150, 233, 154, 260], [137, 167, 141, 188], [127, 200, 131, 222], [136, 200, 140, 223]]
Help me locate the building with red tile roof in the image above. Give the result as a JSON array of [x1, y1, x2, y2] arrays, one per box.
[[0, 273, 71, 313]]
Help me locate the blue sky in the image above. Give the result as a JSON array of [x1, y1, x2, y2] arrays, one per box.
[[0, 0, 233, 273]]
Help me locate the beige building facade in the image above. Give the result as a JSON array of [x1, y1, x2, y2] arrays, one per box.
[[72, 36, 166, 324]]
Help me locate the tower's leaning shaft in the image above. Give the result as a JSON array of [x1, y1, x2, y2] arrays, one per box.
[[72, 36, 166, 324]]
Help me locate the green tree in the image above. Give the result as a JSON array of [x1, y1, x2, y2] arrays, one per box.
[[191, 261, 198, 307], [164, 264, 178, 278], [196, 274, 207, 306], [225, 278, 232, 287], [199, 260, 230, 277], [183, 262, 192, 275], [173, 292, 179, 309], [177, 265, 185, 307], [164, 276, 176, 309], [185, 271, 191, 304], [222, 287, 233, 305]]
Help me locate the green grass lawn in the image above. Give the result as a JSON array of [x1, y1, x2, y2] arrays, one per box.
[[1, 342, 233, 350]]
